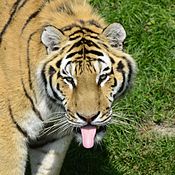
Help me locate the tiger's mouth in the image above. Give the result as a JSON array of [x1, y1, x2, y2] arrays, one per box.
[[73, 125, 106, 149]]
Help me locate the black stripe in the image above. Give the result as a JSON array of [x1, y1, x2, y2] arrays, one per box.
[[117, 61, 124, 71], [69, 38, 100, 49], [72, 57, 82, 61], [21, 79, 43, 121], [41, 68, 57, 103], [63, 101, 67, 106], [63, 26, 100, 35], [121, 56, 134, 86], [111, 78, 117, 88], [109, 56, 115, 64], [56, 60, 62, 68], [86, 63, 93, 73], [49, 75, 63, 101], [98, 58, 106, 63], [101, 111, 109, 119], [61, 24, 80, 32], [101, 43, 109, 49], [66, 50, 83, 59], [88, 20, 102, 28], [21, 1, 47, 33], [18, 0, 28, 11], [85, 39, 100, 49], [57, 72, 61, 79], [8, 103, 28, 137], [56, 82, 64, 98], [67, 111, 76, 119], [82, 28, 99, 35], [126, 60, 133, 86], [69, 35, 81, 41], [21, 10, 40, 32], [86, 35, 99, 40], [68, 38, 101, 54], [69, 30, 84, 37], [40, 57, 61, 103], [65, 61, 71, 68], [117, 71, 126, 94], [27, 31, 38, 100], [48, 66, 56, 75], [103, 67, 110, 71], [85, 49, 104, 56], [101, 116, 111, 123], [41, 53, 60, 86], [108, 95, 113, 103], [0, 0, 21, 44], [62, 69, 67, 75]]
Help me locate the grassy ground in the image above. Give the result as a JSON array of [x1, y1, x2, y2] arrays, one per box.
[[60, 0, 175, 175]]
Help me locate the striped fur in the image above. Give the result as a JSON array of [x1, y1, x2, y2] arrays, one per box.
[[0, 0, 136, 175]]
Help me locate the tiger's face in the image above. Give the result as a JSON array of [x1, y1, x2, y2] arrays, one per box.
[[40, 22, 136, 148]]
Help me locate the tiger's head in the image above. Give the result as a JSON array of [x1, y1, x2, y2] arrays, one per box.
[[39, 21, 136, 148]]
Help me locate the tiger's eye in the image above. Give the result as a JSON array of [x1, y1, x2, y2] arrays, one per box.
[[98, 74, 108, 85], [65, 77, 73, 83], [64, 77, 76, 88], [100, 74, 107, 81]]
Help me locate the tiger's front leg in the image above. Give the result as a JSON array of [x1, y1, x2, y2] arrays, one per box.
[[29, 135, 72, 175], [0, 116, 28, 175]]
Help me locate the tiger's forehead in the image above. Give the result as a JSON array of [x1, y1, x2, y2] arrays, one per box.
[[57, 21, 111, 73], [61, 20, 103, 36]]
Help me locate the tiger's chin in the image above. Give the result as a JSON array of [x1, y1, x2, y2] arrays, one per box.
[[73, 125, 106, 149]]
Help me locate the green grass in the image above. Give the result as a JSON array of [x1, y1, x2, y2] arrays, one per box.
[[60, 0, 175, 174]]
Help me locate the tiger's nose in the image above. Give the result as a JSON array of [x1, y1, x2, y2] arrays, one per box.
[[76, 111, 100, 123]]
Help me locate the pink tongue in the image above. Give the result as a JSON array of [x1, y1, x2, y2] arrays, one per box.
[[81, 126, 96, 149]]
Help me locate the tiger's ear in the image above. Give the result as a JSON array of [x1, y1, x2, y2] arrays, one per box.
[[103, 23, 126, 50], [41, 26, 64, 54]]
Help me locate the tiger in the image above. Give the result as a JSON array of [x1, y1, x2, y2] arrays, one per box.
[[0, 0, 136, 175]]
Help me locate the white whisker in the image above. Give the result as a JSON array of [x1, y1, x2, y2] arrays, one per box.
[[41, 121, 67, 135], [48, 123, 71, 136]]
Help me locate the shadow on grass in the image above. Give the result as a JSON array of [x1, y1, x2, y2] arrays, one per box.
[[60, 140, 122, 175]]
